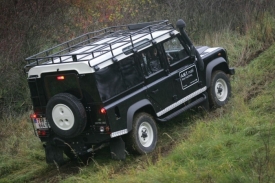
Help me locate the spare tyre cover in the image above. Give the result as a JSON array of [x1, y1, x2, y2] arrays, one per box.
[[46, 93, 87, 138]]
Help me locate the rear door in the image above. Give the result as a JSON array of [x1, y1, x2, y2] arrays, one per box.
[[43, 72, 82, 100]]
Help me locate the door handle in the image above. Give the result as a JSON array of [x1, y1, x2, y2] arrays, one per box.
[[151, 89, 159, 94], [174, 78, 180, 82]]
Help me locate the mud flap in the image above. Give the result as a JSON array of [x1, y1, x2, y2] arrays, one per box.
[[201, 92, 210, 111], [45, 143, 64, 165], [110, 137, 126, 160]]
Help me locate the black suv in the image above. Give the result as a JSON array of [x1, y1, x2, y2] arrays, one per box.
[[25, 19, 235, 164]]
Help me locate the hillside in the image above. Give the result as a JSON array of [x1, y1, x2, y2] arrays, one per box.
[[1, 1, 275, 182], [0, 42, 275, 182]]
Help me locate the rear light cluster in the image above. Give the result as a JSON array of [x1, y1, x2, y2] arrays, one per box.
[[37, 129, 49, 136], [98, 108, 109, 133], [30, 114, 37, 118], [99, 126, 110, 133], [100, 108, 107, 114], [57, 75, 65, 80]]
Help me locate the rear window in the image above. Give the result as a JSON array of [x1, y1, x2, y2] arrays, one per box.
[[44, 73, 81, 99]]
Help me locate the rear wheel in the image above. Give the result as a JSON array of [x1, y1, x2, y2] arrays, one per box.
[[46, 93, 87, 138], [208, 71, 231, 108], [126, 112, 157, 155]]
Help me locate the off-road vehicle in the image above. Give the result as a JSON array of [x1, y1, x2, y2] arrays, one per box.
[[25, 19, 235, 164]]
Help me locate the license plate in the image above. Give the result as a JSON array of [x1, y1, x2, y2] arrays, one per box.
[[33, 118, 50, 129]]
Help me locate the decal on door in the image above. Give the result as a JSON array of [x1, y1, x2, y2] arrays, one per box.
[[179, 64, 199, 90]]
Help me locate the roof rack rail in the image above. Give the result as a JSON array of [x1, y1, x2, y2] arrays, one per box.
[[24, 20, 174, 73]]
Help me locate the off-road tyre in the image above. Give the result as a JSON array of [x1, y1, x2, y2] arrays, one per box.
[[208, 70, 231, 108], [126, 112, 157, 155], [46, 93, 87, 138]]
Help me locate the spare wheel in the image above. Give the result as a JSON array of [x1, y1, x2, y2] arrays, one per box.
[[46, 93, 87, 138]]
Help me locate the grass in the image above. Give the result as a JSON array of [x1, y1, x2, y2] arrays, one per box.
[[1, 22, 275, 183]]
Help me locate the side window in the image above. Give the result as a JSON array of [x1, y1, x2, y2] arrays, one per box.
[[163, 37, 188, 65], [119, 56, 143, 88], [138, 46, 163, 76], [95, 55, 143, 101], [95, 64, 125, 101]]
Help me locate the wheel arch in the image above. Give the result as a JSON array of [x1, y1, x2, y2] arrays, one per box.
[[126, 99, 155, 132], [206, 57, 230, 88]]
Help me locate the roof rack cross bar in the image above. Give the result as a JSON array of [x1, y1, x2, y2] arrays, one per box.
[[109, 44, 114, 57], [45, 51, 50, 62], [67, 42, 71, 52], [149, 27, 154, 40], [130, 35, 134, 48], [87, 34, 90, 44]]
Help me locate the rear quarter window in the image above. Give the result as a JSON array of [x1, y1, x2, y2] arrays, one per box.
[[95, 55, 143, 101]]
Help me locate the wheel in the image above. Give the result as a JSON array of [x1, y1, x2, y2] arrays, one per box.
[[126, 112, 157, 155], [46, 93, 87, 138], [208, 70, 231, 108]]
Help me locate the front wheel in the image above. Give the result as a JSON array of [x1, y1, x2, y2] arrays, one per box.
[[208, 70, 231, 108], [126, 113, 157, 155]]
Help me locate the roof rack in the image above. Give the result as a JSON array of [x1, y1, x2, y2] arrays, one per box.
[[24, 20, 175, 73]]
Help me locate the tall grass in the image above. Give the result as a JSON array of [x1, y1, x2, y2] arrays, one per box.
[[0, 114, 49, 182]]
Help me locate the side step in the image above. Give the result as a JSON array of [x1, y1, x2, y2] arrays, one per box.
[[157, 94, 207, 122]]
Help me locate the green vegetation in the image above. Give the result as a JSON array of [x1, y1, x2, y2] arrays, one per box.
[[1, 0, 275, 182]]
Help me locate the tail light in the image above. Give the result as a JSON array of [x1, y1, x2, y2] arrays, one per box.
[[100, 108, 107, 114], [57, 75, 65, 80], [37, 130, 47, 136], [30, 113, 37, 118]]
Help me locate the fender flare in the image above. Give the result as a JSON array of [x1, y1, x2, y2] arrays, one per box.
[[206, 57, 229, 87], [126, 99, 153, 132]]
